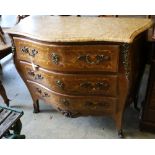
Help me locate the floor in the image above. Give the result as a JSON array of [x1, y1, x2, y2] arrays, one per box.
[[0, 54, 155, 139]]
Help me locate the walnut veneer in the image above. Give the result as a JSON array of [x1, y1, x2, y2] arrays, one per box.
[[6, 16, 153, 138]]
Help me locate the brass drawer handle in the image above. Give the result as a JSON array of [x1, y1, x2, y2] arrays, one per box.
[[34, 74, 44, 80], [57, 107, 79, 118], [21, 46, 29, 53], [85, 101, 109, 108], [51, 53, 59, 64], [60, 99, 70, 106], [56, 80, 64, 89], [77, 55, 110, 65], [29, 49, 38, 57], [43, 92, 50, 97], [21, 46, 38, 57], [28, 70, 44, 80], [36, 88, 50, 97], [80, 82, 92, 89], [95, 82, 109, 90], [80, 81, 109, 90]]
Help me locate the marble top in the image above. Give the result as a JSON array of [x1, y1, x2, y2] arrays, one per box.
[[6, 16, 153, 43]]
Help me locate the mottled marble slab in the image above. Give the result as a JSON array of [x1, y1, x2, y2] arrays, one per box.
[[6, 16, 153, 43]]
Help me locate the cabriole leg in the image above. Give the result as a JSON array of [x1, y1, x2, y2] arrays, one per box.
[[114, 112, 125, 139], [33, 99, 40, 113], [118, 129, 124, 138]]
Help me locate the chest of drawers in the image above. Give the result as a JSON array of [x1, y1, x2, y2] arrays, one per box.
[[7, 16, 153, 138]]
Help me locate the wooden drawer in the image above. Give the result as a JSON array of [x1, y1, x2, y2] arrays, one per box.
[[27, 80, 117, 116], [14, 37, 119, 72], [20, 61, 118, 97]]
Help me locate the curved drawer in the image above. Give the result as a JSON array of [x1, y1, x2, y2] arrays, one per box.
[[20, 61, 118, 97], [14, 37, 119, 72], [27, 80, 117, 116]]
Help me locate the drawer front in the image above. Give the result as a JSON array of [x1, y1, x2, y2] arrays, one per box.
[[20, 61, 118, 97], [27, 81, 117, 116], [14, 37, 119, 72]]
